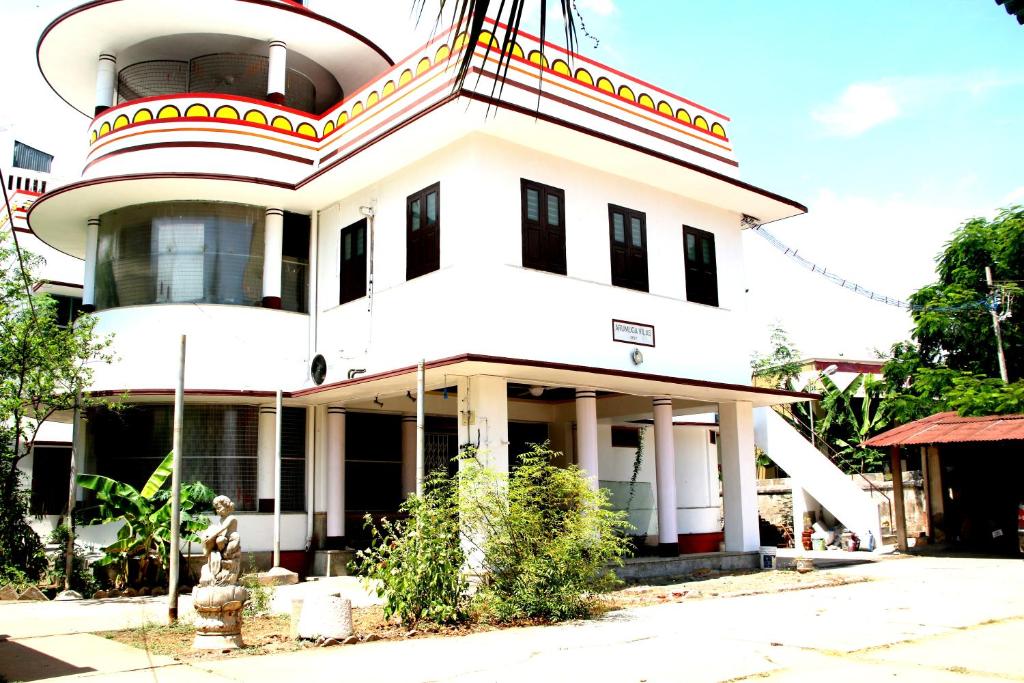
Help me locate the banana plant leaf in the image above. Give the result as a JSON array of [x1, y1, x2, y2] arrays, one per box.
[[140, 451, 174, 499]]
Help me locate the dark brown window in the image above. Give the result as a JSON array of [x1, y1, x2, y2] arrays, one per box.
[[684, 226, 718, 307], [521, 179, 566, 275], [30, 447, 72, 515], [339, 218, 367, 305], [406, 183, 440, 280], [608, 205, 649, 292]]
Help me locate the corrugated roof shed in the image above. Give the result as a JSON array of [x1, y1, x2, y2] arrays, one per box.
[[865, 411, 1024, 447]]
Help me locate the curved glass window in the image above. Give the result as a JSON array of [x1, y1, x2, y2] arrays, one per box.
[[94, 201, 308, 312], [118, 54, 320, 114]]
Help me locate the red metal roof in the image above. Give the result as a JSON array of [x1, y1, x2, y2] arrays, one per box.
[[864, 411, 1024, 447]]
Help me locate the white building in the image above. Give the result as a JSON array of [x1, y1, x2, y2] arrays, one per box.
[[27, 0, 812, 568]]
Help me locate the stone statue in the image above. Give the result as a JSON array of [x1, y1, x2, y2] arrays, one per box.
[[192, 494, 249, 651], [199, 495, 241, 587]]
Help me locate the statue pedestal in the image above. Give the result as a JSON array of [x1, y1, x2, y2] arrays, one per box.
[[192, 585, 249, 650]]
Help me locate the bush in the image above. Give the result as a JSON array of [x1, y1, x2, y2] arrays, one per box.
[[352, 471, 467, 626], [0, 463, 46, 583], [46, 525, 100, 596], [461, 444, 631, 622]]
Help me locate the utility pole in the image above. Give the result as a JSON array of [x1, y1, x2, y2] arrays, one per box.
[[986, 267, 1010, 383], [168, 335, 186, 623]]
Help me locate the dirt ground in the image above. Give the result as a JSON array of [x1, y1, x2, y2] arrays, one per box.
[[103, 567, 868, 661]]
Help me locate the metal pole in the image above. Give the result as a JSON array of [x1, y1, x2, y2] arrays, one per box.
[[64, 389, 82, 592], [809, 400, 815, 448], [168, 335, 186, 623], [415, 360, 425, 496], [986, 267, 1010, 383], [273, 389, 282, 567]]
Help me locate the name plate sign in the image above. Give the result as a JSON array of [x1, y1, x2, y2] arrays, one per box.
[[612, 319, 655, 347]]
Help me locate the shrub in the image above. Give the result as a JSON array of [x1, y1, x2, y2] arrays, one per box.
[[47, 524, 100, 596], [461, 444, 631, 622], [352, 471, 467, 626]]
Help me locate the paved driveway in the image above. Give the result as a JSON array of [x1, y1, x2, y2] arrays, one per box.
[[1, 555, 1022, 682]]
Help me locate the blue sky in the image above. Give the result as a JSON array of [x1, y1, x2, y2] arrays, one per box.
[[4, 1, 1022, 360]]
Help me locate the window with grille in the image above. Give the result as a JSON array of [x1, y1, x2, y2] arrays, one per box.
[[406, 183, 440, 280], [13, 141, 53, 173], [339, 218, 367, 305], [30, 447, 71, 515], [683, 226, 718, 307], [521, 179, 566, 275], [608, 205, 649, 292]]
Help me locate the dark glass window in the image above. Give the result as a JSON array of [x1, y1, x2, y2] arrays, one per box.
[[683, 226, 718, 307], [48, 294, 85, 328], [406, 183, 440, 280], [30, 447, 72, 515], [13, 141, 53, 173], [521, 179, 566, 275], [86, 404, 260, 511], [345, 412, 402, 514], [608, 205, 649, 292], [280, 407, 307, 512], [93, 201, 309, 313], [339, 218, 368, 305], [611, 426, 641, 449]]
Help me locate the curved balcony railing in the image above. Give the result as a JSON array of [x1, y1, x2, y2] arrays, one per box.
[[85, 20, 736, 183]]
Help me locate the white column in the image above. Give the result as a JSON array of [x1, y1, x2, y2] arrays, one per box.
[[401, 415, 416, 497], [653, 398, 679, 556], [95, 53, 116, 114], [257, 404, 276, 512], [575, 390, 599, 490], [267, 40, 287, 104], [263, 208, 284, 308], [457, 376, 508, 473], [82, 218, 99, 312], [720, 401, 760, 552], [325, 406, 346, 547]]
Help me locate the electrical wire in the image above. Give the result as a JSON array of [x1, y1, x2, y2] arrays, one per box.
[[751, 225, 999, 314]]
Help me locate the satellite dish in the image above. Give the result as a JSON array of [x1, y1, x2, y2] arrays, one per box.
[[311, 354, 327, 385]]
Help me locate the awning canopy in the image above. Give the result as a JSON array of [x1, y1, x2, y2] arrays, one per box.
[[864, 411, 1024, 447]]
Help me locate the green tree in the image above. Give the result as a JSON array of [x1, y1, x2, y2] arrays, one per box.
[[0, 235, 113, 581], [882, 206, 1024, 420], [751, 323, 803, 390], [813, 374, 888, 472]]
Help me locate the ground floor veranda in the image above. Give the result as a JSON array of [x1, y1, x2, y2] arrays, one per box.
[[26, 355, 809, 571]]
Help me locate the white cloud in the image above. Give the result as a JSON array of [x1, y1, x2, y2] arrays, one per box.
[[576, 0, 617, 17], [812, 72, 1024, 137]]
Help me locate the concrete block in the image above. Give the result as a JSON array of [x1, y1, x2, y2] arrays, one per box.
[[258, 567, 299, 586], [0, 585, 19, 601], [18, 586, 48, 601], [297, 593, 353, 641]]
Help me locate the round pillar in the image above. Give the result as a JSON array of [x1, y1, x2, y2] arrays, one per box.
[[575, 390, 599, 490], [326, 406, 346, 548], [653, 397, 679, 557], [263, 208, 284, 308], [257, 405, 276, 512], [95, 53, 116, 115], [267, 40, 287, 105]]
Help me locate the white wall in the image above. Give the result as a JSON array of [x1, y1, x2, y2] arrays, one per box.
[[314, 135, 750, 387], [90, 304, 309, 391]]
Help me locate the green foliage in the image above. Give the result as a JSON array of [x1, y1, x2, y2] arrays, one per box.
[[625, 426, 647, 524], [751, 324, 804, 390], [461, 444, 631, 622], [47, 524, 100, 596], [0, 232, 113, 582], [813, 374, 888, 472], [77, 451, 214, 587], [352, 470, 467, 626], [882, 207, 1023, 420], [242, 555, 274, 616]]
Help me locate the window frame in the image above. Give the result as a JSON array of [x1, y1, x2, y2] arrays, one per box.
[[520, 179, 567, 275], [683, 225, 719, 307], [338, 218, 368, 305], [608, 204, 649, 292], [406, 182, 441, 281]]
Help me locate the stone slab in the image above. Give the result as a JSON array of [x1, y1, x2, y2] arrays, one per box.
[[616, 551, 758, 581]]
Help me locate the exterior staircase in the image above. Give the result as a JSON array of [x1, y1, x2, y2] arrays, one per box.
[[754, 407, 883, 547]]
